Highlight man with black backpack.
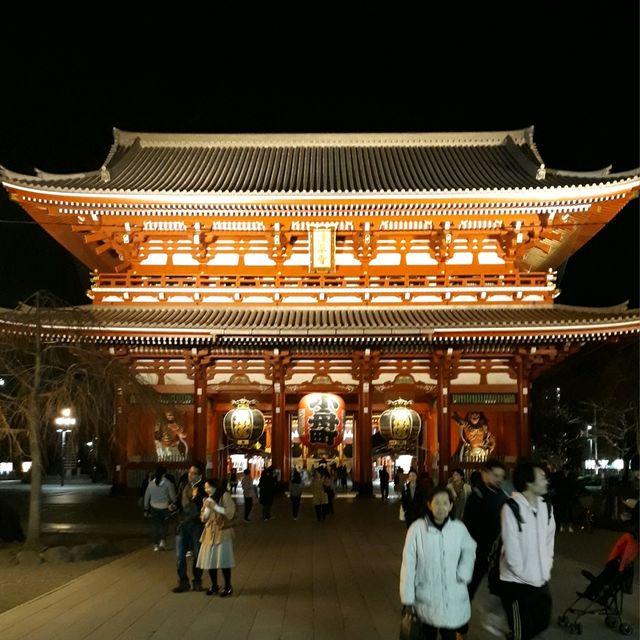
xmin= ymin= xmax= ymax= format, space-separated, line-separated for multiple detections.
xmin=499 ymin=460 xmax=556 ymax=640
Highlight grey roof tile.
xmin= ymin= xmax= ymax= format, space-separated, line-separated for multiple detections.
xmin=3 ymin=129 xmax=637 ymax=195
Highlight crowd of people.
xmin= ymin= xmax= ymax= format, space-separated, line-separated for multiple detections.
xmin=139 ymin=456 xmax=638 ymax=640
xmin=398 ymin=458 xmax=639 ymax=640
xmin=140 ymin=458 xmax=347 ymax=594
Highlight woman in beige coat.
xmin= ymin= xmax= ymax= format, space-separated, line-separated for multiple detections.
xmin=311 ymin=467 xmax=329 ymax=521
xmin=196 ymin=478 xmax=237 ymax=596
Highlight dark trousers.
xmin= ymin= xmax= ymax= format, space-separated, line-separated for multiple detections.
xmin=314 ymin=504 xmax=326 ymax=521
xmin=325 ymin=489 xmax=334 ymax=514
xmin=420 ymin=624 xmax=456 ymax=640
xmin=175 ymin=521 xmax=203 ymax=586
xmin=380 ymin=483 xmax=389 ymax=500
xmin=149 ymin=507 xmax=169 ymax=544
xmin=261 ymin=501 xmax=273 ymax=520
xmin=468 ymin=556 xmax=488 ymax=601
xmin=291 ymin=496 xmax=301 ymax=518
xmin=555 ymin=499 xmax=573 ymax=525
xmin=501 ymin=581 xmax=552 ymax=640
xmin=243 ymin=496 xmax=253 ymax=520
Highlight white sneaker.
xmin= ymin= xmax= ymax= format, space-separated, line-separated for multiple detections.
xmin=158 ymin=540 xmax=166 ymax=550
xmin=153 ymin=544 xmax=159 ymax=552
xmin=186 ymin=550 xmax=193 ymax=558
xmin=482 ymin=613 xmax=506 ymax=637
xmin=568 ymin=526 xmax=574 ymax=533
xmin=481 ymin=621 xmax=503 ymax=637
xmin=560 ymin=525 xmax=565 ymax=532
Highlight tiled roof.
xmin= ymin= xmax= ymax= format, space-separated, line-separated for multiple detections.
xmin=2 ymin=128 xmax=638 ymax=196
xmin=1 ymin=304 xmax=638 ymax=347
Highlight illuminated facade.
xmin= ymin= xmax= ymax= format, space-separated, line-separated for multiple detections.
xmin=2 ymin=128 xmax=639 ymax=491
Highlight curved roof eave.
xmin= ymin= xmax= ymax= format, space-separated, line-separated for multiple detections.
xmin=2 ymin=179 xmax=639 ymax=202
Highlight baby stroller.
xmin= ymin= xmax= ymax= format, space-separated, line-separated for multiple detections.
xmin=558 ymin=532 xmax=637 ymax=636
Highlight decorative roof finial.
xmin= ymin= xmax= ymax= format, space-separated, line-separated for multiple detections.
xmin=536 ymin=163 xmax=546 ymax=180
xmin=100 ymin=166 xmax=111 ymax=183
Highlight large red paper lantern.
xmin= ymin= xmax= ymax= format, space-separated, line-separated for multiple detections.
xmin=298 ymin=393 xmax=345 ymax=448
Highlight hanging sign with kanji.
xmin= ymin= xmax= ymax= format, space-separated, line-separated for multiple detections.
xmin=298 ymin=393 xmax=345 ymax=448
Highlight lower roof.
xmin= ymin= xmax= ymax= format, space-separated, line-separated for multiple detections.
xmin=1 ymin=303 xmax=638 ymax=348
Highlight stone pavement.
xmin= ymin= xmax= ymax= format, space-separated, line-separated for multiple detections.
xmin=0 ymin=484 xmax=637 ymax=639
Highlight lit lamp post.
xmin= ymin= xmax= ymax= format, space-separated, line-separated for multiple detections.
xmin=54 ymin=408 xmax=76 ymax=486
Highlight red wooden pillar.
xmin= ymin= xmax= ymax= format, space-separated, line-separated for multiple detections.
xmin=420 ymin=401 xmax=432 ymax=474
xmin=268 ymin=350 xmax=290 ymax=487
xmin=517 ymin=356 xmax=530 ymax=458
xmin=354 ymin=349 xmax=374 ymax=496
xmin=112 ymin=387 xmax=128 ymax=488
xmin=275 ymin=376 xmax=289 ymax=484
xmin=435 ymin=353 xmax=452 ymax=484
xmin=193 ymin=358 xmax=213 ymax=474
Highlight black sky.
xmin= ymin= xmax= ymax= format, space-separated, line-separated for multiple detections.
xmin=0 ymin=9 xmax=637 ymax=309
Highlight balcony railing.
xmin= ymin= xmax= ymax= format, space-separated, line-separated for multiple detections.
xmin=90 ymin=271 xmax=556 ymax=305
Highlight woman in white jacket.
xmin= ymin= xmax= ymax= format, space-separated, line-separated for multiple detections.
xmin=400 ymin=485 xmax=477 ymax=640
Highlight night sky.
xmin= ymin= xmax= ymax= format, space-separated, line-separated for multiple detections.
xmin=0 ymin=10 xmax=637 ymax=309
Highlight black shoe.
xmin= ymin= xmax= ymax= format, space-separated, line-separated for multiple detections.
xmin=206 ymin=586 xmax=219 ymax=596
xmin=192 ymin=581 xmax=203 ymax=592
xmin=219 ymin=587 xmax=233 ymax=597
xmin=172 ymin=583 xmax=190 ymax=593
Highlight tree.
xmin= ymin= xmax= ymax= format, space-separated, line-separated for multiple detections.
xmin=530 ymin=385 xmax=583 ymax=469
xmin=575 ymin=400 xmax=639 ymax=464
xmin=531 ymin=337 xmax=639 ymax=471
xmin=0 ymin=292 xmax=158 ymax=549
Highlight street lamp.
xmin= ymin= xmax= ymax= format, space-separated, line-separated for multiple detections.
xmin=54 ymin=408 xmax=76 ymax=486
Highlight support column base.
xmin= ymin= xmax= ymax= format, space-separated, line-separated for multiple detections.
xmin=353 ymin=481 xmax=374 ymax=497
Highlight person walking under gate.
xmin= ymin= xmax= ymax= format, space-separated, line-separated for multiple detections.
xmin=289 ymin=469 xmax=304 ymax=519
xmin=311 ymin=467 xmax=328 ymax=521
xmin=258 ymin=466 xmax=276 ymax=520
xmin=143 ymin=465 xmax=176 ymax=551
xmin=240 ymin=468 xmax=256 ymax=521
xmin=379 ymin=465 xmax=390 ymax=501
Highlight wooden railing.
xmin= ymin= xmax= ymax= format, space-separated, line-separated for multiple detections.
xmin=92 ymin=271 xmax=553 ymax=291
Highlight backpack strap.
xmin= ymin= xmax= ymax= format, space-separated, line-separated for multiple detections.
xmin=505 ymin=496 xmax=551 ymax=530
xmin=542 ymin=495 xmax=553 ymax=522
xmin=505 ymin=497 xmax=523 ymax=532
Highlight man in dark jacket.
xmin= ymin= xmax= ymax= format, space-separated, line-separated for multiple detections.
xmin=401 ymin=469 xmax=431 ymax=528
xmin=172 ymin=461 xmax=207 ymax=593
xmin=463 ymin=458 xmax=508 ymax=599
xmin=258 ymin=466 xmax=276 ymax=520
xmin=550 ymin=464 xmax=578 ymax=532
xmin=378 ymin=466 xmax=390 ymax=501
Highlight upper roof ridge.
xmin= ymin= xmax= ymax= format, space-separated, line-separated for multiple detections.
xmin=113 ymin=127 xmax=533 ymax=149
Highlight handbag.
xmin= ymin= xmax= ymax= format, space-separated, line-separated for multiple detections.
xmin=399 ymin=504 xmax=406 ymax=522
xmin=399 ymin=605 xmax=421 ymax=640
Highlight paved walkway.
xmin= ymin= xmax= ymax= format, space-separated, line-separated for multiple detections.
xmin=0 ymin=489 xmax=637 ymax=639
